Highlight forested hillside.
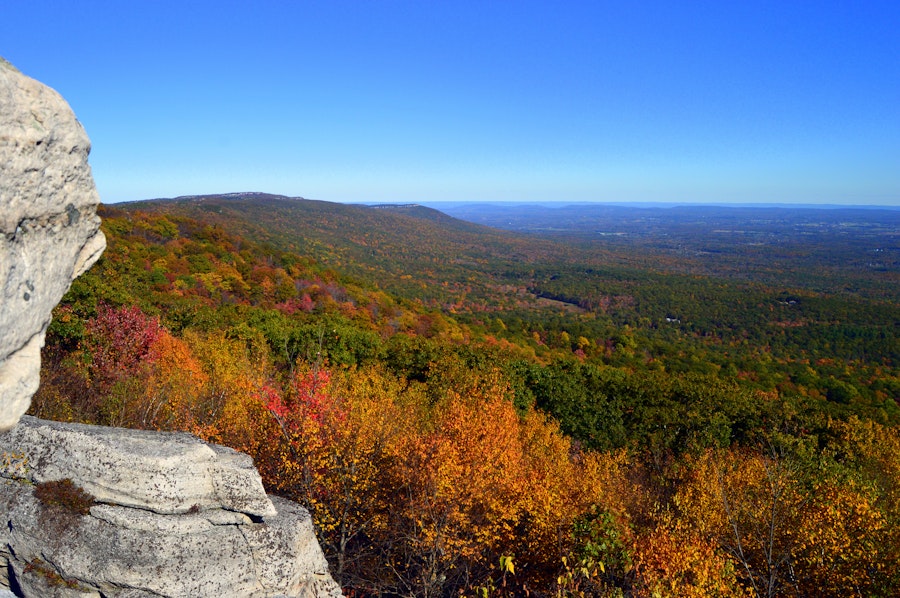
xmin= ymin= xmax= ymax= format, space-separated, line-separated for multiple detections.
xmin=32 ymin=194 xmax=900 ymax=597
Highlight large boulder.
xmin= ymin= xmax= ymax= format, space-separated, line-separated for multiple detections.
xmin=0 ymin=417 xmax=342 ymax=598
xmin=0 ymin=57 xmax=106 ymax=431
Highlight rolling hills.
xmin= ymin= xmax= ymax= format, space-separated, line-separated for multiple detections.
xmin=32 ymin=192 xmax=900 ymax=596
xmin=103 ymin=193 xmax=898 ymax=417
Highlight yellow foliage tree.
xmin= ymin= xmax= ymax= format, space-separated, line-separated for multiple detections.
xmin=674 ymin=443 xmax=894 ymax=597
xmin=631 ymin=511 xmax=748 ymax=598
xmin=182 ymin=328 xmax=272 ymax=451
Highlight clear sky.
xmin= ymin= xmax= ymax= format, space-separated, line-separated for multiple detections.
xmin=2 ymin=1 xmax=899 ymax=205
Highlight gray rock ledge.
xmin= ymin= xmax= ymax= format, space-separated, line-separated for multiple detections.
xmin=0 ymin=417 xmax=342 ymax=598
xmin=1 ymin=416 xmax=276 ymax=517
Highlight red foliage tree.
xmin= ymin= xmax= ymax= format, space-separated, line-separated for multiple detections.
xmin=83 ymin=303 xmax=163 ymax=391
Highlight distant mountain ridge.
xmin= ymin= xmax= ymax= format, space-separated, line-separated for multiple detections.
xmin=110 ymin=192 xmax=574 ymax=311
xmin=122 ymin=191 xmax=535 ymax=249
xmin=130 ymin=191 xmax=307 ymax=205
xmin=115 ymin=192 xmax=899 ymax=305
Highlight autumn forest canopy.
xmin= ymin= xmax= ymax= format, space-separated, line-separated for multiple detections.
xmin=33 ymin=194 xmax=900 ymax=597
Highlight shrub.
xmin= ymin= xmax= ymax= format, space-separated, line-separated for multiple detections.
xmin=33 ymin=478 xmax=95 ymax=515
xmin=23 ymin=558 xmax=82 ymax=589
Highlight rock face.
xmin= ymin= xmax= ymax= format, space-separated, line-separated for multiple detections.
xmin=0 ymin=57 xmax=106 ymax=432
xmin=0 ymin=417 xmax=343 ymax=598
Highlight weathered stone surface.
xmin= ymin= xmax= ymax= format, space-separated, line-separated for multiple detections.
xmin=243 ymin=497 xmax=339 ymax=596
xmin=0 ymin=416 xmax=277 ymax=517
xmin=0 ymin=420 xmax=342 ymax=598
xmin=0 ymin=57 xmax=106 ymax=432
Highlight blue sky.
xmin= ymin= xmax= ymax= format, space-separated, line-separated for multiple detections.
xmin=2 ymin=1 xmax=898 ymax=205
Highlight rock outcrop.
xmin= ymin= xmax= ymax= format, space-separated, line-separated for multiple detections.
xmin=0 ymin=417 xmax=342 ymax=598
xmin=0 ymin=57 xmax=106 ymax=432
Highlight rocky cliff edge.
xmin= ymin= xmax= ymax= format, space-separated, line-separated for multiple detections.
xmin=0 ymin=417 xmax=342 ymax=597
xmin=0 ymin=59 xmax=341 ymax=597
